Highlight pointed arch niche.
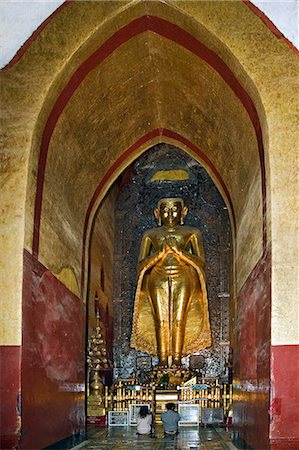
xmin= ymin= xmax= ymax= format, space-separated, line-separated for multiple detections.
xmin=92 ymin=143 xmax=232 ymax=380
xmin=2 ymin=1 xmax=298 ymax=449
xmin=22 ymin=11 xmax=269 ymax=450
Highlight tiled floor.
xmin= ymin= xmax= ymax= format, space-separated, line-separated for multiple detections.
xmin=72 ymin=425 xmax=237 ymax=450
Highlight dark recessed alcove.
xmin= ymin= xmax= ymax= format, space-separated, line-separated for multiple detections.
xmin=112 ymin=144 xmax=231 ymax=380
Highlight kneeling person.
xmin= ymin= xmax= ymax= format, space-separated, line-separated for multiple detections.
xmin=136 ymin=406 xmax=152 ymax=435
xmin=161 ymin=403 xmax=180 ymax=436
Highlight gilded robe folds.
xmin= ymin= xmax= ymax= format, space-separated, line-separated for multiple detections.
xmin=130 ymin=248 xmax=212 ymax=356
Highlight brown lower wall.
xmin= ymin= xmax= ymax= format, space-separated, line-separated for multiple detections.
xmin=0 ymin=346 xmax=21 ymax=449
xmin=270 ymin=345 xmax=299 ymax=449
xmin=21 ymin=250 xmax=85 ymax=449
xmin=234 ymin=246 xmax=271 ymax=450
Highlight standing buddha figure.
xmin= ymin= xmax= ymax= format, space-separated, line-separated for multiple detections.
xmin=131 ymin=198 xmax=211 ymax=367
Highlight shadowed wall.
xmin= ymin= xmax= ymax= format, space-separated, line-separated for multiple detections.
xmin=88 ymin=186 xmax=117 ymax=358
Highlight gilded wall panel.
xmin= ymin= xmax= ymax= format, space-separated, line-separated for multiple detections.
xmin=38 ymin=34 xmax=160 ymax=279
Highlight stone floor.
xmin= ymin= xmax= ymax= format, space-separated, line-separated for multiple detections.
xmin=71 ymin=425 xmax=238 ymax=450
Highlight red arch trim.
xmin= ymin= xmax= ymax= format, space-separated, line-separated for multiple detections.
xmin=32 ymin=15 xmax=267 ymax=257
xmin=81 ymin=128 xmax=237 ymax=292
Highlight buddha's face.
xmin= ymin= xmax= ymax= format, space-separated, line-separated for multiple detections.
xmin=159 ymin=200 xmax=183 ymax=226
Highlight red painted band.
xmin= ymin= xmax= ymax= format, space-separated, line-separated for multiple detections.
xmin=80 ymin=128 xmax=237 ymax=292
xmin=32 ymin=15 xmax=267 ymax=258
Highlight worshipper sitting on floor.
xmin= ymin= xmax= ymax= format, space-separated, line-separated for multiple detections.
xmin=161 ymin=403 xmax=180 ymax=437
xmin=136 ymin=405 xmax=152 ymax=435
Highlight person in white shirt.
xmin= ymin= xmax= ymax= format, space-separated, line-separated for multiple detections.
xmin=136 ymin=405 xmax=152 ymax=435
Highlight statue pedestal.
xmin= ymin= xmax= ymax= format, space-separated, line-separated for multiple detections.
xmin=141 ymin=366 xmax=194 ymax=387
xmin=87 ymin=393 xmax=106 ymax=424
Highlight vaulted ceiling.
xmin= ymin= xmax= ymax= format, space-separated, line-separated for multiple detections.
xmin=1 ymin=0 xmax=298 ymax=309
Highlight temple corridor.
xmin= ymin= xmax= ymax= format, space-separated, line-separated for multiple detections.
xmin=1 ymin=1 xmax=298 ymax=449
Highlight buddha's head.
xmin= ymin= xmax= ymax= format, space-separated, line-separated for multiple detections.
xmin=154 ymin=197 xmax=188 ymax=227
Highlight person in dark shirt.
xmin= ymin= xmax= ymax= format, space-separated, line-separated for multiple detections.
xmin=161 ymin=403 xmax=180 ymax=437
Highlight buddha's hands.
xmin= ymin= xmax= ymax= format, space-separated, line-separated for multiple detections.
xmin=165 ymin=236 xmax=180 ymax=253
xmin=161 ymin=236 xmax=181 ymax=258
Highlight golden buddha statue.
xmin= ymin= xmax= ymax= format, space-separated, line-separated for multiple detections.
xmin=131 ymin=198 xmax=211 ymax=367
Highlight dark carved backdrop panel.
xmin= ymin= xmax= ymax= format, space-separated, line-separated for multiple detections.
xmin=112 ymin=144 xmax=231 ymax=379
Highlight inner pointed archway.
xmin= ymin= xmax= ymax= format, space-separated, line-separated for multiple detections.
xmin=86 ymin=143 xmax=234 ymax=432
xmin=87 ymin=144 xmax=232 ymax=381
xmin=81 ymin=130 xmax=237 ymax=301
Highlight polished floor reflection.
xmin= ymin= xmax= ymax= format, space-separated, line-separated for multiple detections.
xmin=72 ymin=425 xmax=237 ymax=449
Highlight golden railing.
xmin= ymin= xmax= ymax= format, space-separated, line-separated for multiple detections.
xmin=103 ymin=380 xmax=233 ymax=417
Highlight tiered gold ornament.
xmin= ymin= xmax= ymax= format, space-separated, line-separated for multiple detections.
xmin=87 ymin=310 xmax=112 ymax=418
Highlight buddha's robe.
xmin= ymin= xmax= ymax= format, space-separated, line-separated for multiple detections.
xmin=130 ymin=226 xmax=212 ymax=356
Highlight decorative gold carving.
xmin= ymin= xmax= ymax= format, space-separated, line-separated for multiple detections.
xmin=87 ymin=309 xmax=112 ymax=417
